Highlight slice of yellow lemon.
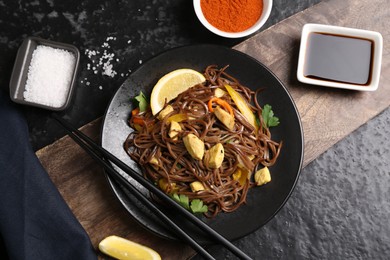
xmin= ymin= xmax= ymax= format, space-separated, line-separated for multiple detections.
xmin=99 ymin=235 xmax=161 ymax=260
xmin=150 ymin=68 xmax=206 ymax=115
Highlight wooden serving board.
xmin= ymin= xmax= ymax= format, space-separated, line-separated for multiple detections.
xmin=234 ymin=0 xmax=390 ymax=166
xmin=37 ymin=119 xmax=195 ymax=259
xmin=36 ymin=0 xmax=389 ymax=259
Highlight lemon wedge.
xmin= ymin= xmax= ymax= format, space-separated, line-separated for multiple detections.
xmin=99 ymin=235 xmax=161 ymax=260
xmin=150 ymin=68 xmax=206 ymax=115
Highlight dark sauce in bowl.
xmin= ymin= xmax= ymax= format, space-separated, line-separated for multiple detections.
xmin=304 ymin=32 xmax=373 ymax=85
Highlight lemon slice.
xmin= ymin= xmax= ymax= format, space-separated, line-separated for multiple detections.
xmin=150 ymin=68 xmax=206 ymax=115
xmin=99 ymin=235 xmax=161 ymax=260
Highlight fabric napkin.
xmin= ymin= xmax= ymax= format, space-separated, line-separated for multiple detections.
xmin=0 ymin=90 xmax=97 ymax=259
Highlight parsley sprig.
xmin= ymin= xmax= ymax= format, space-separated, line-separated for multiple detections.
xmin=262 ymin=104 xmax=280 ymax=128
xmin=171 ymin=193 xmax=208 ymax=214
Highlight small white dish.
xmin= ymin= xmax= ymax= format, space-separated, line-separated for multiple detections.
xmin=297 ymin=23 xmax=383 ymax=91
xmin=193 ymin=0 xmax=272 ymax=38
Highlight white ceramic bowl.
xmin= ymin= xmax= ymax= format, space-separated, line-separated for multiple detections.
xmin=297 ymin=23 xmax=383 ymax=91
xmin=193 ymin=0 xmax=272 ymax=38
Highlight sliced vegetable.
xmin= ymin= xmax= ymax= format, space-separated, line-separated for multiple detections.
xmin=158 ymin=178 xmax=169 ymax=192
xmin=148 ymin=156 xmax=159 ymax=170
xmin=149 ymin=156 xmax=159 ymax=166
xmin=167 ymin=113 xmax=188 ymax=123
xmin=134 ymin=91 xmax=149 ymax=112
xmin=232 ymin=167 xmax=250 ymax=186
xmin=262 ymin=104 xmax=280 ymax=128
xmin=158 ymin=178 xmax=178 ymax=193
xmin=214 ymin=88 xmax=227 ymax=98
xmin=132 ymin=117 xmax=144 ymax=125
xmin=131 ymin=107 xmax=145 ymax=127
xmin=208 ymin=97 xmax=234 ymax=116
xmin=133 ymin=124 xmax=143 ymax=132
xmin=131 ymin=107 xmax=140 ymax=116
xmin=224 ymin=84 xmax=257 ymax=130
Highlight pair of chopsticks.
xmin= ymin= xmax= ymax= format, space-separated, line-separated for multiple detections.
xmin=51 ymin=114 xmax=252 ymax=260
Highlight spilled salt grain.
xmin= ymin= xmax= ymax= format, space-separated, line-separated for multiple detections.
xmin=85 ymin=37 xmax=118 ymax=78
xmin=23 ymin=45 xmax=76 ymax=108
xmin=82 ymin=36 xmax=139 ymax=89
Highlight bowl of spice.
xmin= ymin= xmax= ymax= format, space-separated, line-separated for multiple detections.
xmin=9 ymin=37 xmax=80 ymax=111
xmin=193 ymin=0 xmax=272 ymax=38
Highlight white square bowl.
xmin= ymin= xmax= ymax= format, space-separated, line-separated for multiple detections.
xmin=297 ymin=23 xmax=383 ymax=91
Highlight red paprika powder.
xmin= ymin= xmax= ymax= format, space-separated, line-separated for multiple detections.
xmin=200 ymin=0 xmax=263 ymax=33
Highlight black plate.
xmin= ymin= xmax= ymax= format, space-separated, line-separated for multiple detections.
xmin=101 ymin=44 xmax=303 ymax=244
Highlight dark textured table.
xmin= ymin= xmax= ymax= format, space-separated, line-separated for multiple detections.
xmin=0 ymin=0 xmax=321 ymax=151
xmin=2 ymin=0 xmax=390 ymax=259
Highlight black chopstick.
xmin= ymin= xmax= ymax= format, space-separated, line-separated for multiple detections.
xmin=55 ymin=121 xmax=215 ymax=260
xmin=51 ymin=114 xmax=252 ymax=260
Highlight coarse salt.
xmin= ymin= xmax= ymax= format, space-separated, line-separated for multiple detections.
xmin=81 ymin=36 xmax=138 ymax=88
xmin=23 ymin=45 xmax=76 ymax=108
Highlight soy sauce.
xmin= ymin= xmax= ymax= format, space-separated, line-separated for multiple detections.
xmin=304 ymin=32 xmax=373 ymax=85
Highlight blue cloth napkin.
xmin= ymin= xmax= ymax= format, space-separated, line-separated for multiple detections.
xmin=0 ymin=91 xmax=97 ymax=259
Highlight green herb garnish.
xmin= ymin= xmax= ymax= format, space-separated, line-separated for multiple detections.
xmin=172 ymin=193 xmax=190 ymax=210
xmin=262 ymin=104 xmax=280 ymax=128
xmin=134 ymin=91 xmax=148 ymax=112
xmin=190 ymin=199 xmax=208 ymax=213
xmin=171 ymin=194 xmax=208 ymax=214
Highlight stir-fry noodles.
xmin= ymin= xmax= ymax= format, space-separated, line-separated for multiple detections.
xmin=124 ymin=65 xmax=282 ymax=217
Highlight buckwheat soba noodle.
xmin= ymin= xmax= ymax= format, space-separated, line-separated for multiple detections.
xmin=124 ymin=65 xmax=282 ymax=218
